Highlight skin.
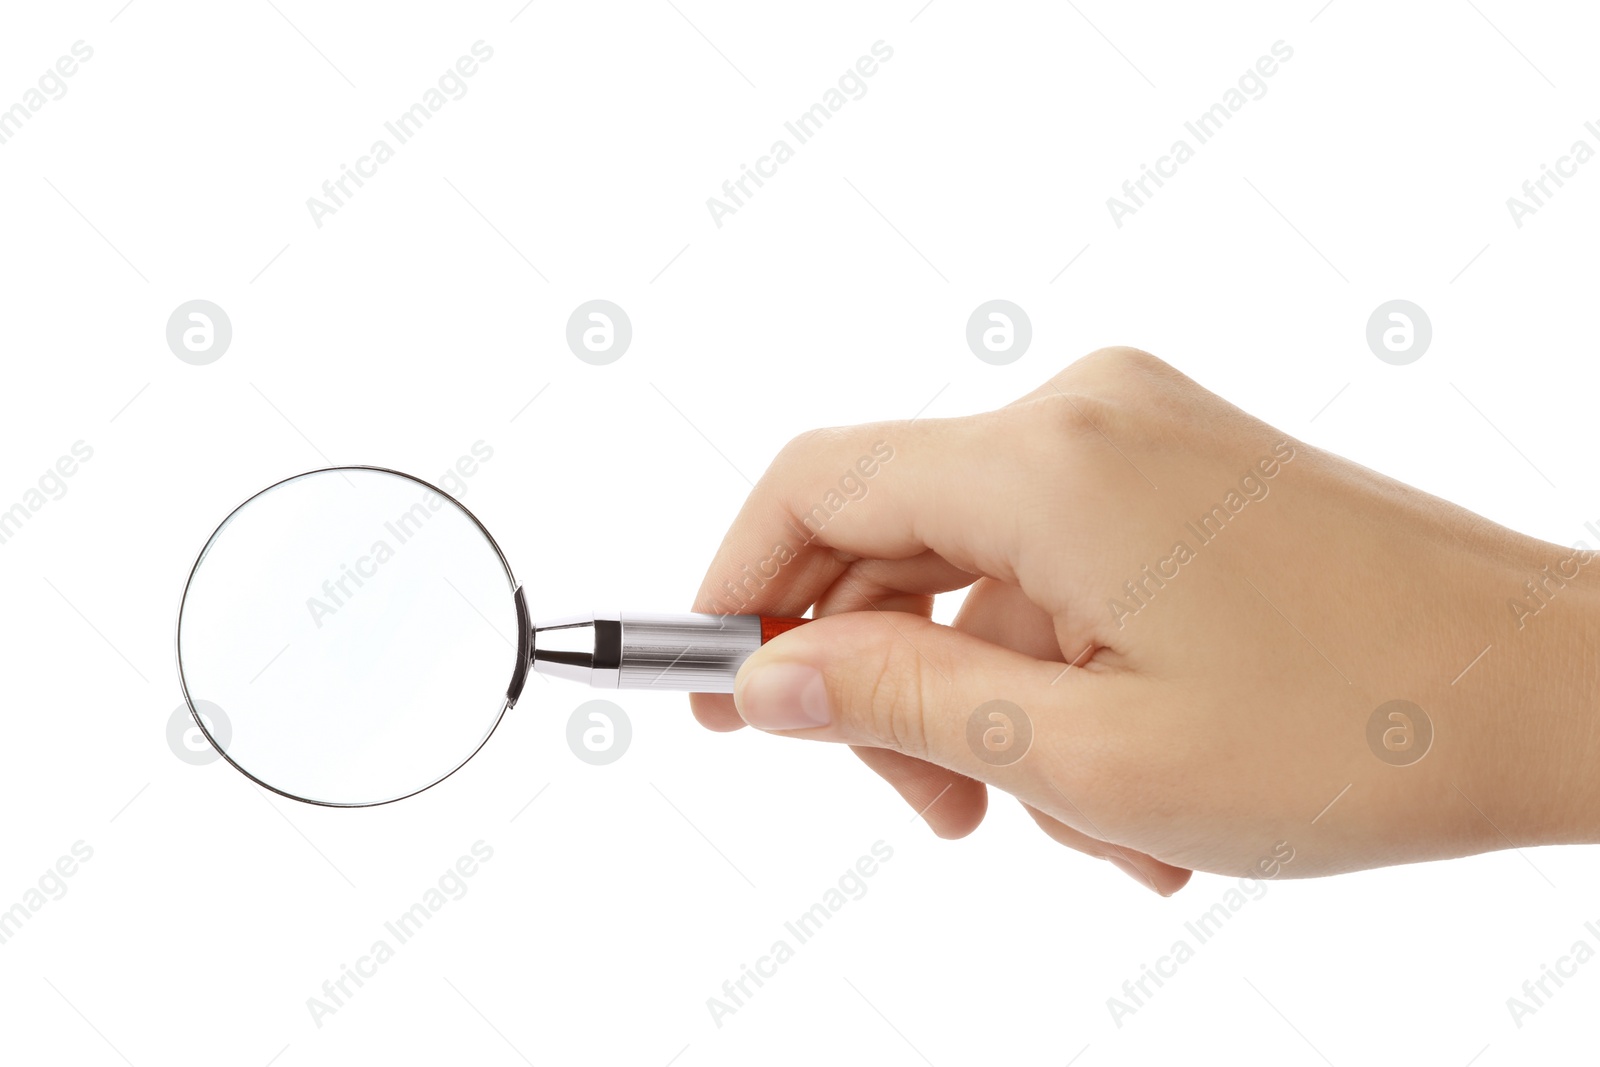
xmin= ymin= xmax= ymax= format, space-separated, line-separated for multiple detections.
xmin=689 ymin=347 xmax=1600 ymax=896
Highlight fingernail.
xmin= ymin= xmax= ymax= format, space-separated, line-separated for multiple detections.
xmin=1108 ymin=855 xmax=1159 ymax=894
xmin=736 ymin=663 xmax=831 ymax=731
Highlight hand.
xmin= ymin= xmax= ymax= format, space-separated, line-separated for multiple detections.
xmin=689 ymin=348 xmax=1600 ymax=895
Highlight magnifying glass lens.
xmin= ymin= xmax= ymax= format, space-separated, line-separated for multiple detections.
xmin=177 ymin=467 xmax=519 ymax=806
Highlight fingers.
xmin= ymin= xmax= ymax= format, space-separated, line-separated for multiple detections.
xmin=851 ymin=747 xmax=988 ymax=839
xmin=811 ymin=550 xmax=978 ymax=615
xmin=689 ymin=693 xmax=747 ymax=733
xmin=687 ymin=585 xmax=939 ymax=731
xmin=691 ymin=346 xmax=1202 ymax=630
xmin=1020 ymin=803 xmax=1192 ymax=896
xmin=687 ymin=350 xmax=1175 ymax=731
xmin=833 ymin=580 xmax=1051 ymax=839
xmin=731 ymin=609 xmax=1101 ymax=785
xmin=951 ymin=577 xmax=1068 ymax=664
xmin=688 ymin=552 xmax=962 ymax=731
xmin=729 ymin=607 xmax=1190 ymax=894
xmin=690 ymin=413 xmax=1046 ymax=624
xmin=820 ymin=578 xmax=1043 ymax=839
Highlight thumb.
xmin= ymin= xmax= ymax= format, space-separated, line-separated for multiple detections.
xmin=732 ymin=610 xmax=1070 ymax=781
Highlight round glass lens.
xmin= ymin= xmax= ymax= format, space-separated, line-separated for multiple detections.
xmin=177 ymin=467 xmax=521 ymax=805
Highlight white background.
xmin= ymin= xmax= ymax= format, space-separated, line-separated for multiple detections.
xmin=2 ymin=1 xmax=1599 ymax=1063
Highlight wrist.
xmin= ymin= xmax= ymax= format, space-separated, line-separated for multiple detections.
xmin=1486 ymin=538 xmax=1600 ymax=847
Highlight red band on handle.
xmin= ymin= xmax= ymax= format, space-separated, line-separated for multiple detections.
xmin=759 ymin=615 xmax=809 ymax=643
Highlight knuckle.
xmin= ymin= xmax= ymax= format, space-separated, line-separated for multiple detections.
xmin=771 ymin=426 xmax=856 ymax=484
xmin=1021 ymin=349 xmax=1185 ymax=460
xmin=1025 ymin=390 xmax=1116 ymax=445
xmin=1043 ymin=390 xmax=1107 ymax=441
xmin=775 ymin=428 xmax=819 ymax=470
xmin=780 ymin=426 xmax=846 ymax=461
xmin=1074 ymin=345 xmax=1170 ymax=381
xmin=862 ymin=638 xmax=933 ymax=758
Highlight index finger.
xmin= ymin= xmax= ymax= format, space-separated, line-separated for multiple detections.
xmin=689 ymin=409 xmax=1044 ymax=621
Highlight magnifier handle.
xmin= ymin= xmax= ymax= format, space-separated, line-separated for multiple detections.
xmin=524 ymin=609 xmax=809 ymax=694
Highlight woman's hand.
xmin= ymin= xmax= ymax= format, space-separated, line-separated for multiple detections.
xmin=689 ymin=348 xmax=1600 ymax=895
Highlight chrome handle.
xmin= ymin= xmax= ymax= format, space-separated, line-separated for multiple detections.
xmin=528 ymin=610 xmax=763 ymax=693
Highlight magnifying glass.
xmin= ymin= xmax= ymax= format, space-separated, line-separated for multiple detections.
xmin=176 ymin=466 xmax=805 ymax=807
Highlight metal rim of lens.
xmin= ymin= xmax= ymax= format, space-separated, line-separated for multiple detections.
xmin=174 ymin=464 xmax=522 ymax=808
